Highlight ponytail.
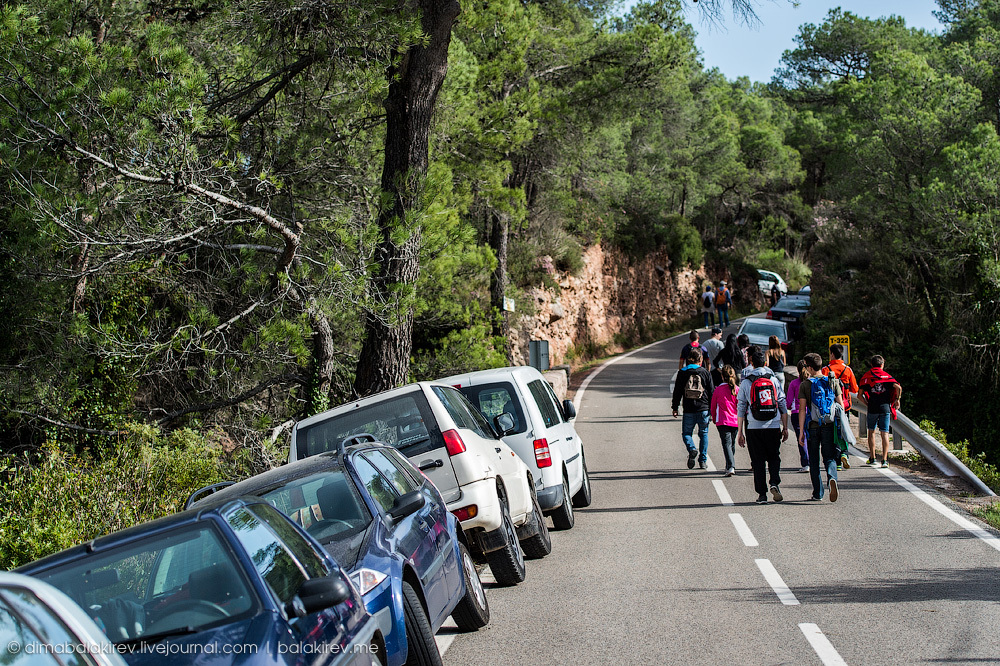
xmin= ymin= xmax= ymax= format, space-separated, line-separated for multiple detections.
xmin=721 ymin=365 xmax=738 ymax=395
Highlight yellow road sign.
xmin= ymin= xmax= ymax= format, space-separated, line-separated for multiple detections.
xmin=829 ymin=335 xmax=851 ymax=365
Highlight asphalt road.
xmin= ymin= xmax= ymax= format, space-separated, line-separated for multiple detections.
xmin=438 ymin=325 xmax=1000 ymax=665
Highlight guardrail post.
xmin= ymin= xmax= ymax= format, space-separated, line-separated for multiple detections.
xmin=858 ymin=414 xmax=867 ymax=438
xmin=893 ymin=430 xmax=903 ymax=451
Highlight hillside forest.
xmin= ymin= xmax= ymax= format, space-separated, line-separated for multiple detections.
xmin=2 ymin=0 xmax=1000 ymax=564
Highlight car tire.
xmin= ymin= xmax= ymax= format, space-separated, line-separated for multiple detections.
xmin=571 ymin=450 xmax=593 ymax=508
xmin=549 ymin=473 xmax=575 ymax=530
xmin=451 ymin=542 xmax=490 ymax=631
xmin=485 ymin=493 xmax=527 ymax=587
xmin=402 ymin=581 xmax=443 ymax=666
xmin=519 ymin=484 xmax=552 ymax=560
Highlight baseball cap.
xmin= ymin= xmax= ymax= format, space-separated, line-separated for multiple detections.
xmin=720 ymin=280 xmax=727 ymax=285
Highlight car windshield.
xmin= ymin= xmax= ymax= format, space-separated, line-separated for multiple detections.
xmin=297 ymin=390 xmax=442 ymax=459
xmin=33 ymin=524 xmax=255 ymax=644
xmin=261 ymin=471 xmax=371 ymax=543
xmin=742 ymin=321 xmax=786 ymax=338
xmin=775 ymin=296 xmax=809 ymax=309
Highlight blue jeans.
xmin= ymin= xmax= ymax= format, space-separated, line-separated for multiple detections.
xmin=808 ymin=422 xmax=839 ymax=499
xmin=716 ymin=425 xmax=737 ymax=471
xmin=682 ymin=411 xmax=710 ymax=463
xmin=791 ymin=416 xmax=808 ymax=466
xmin=717 ymin=304 xmax=730 ymax=327
xmin=702 ymin=311 xmax=715 ymax=328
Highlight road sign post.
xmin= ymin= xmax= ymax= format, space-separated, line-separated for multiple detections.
xmin=829 ymin=335 xmax=850 ymax=365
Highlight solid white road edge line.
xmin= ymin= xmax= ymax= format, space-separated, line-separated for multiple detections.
xmin=755 ymin=558 xmax=800 ymax=605
xmin=573 ymin=338 xmax=672 ymax=412
xmin=435 ymin=617 xmax=458 ymax=655
xmin=729 ymin=513 xmax=758 ymax=546
xmin=799 ymin=623 xmax=849 ymax=666
xmin=878 ymin=466 xmax=1000 ymax=553
xmin=713 ymin=480 xmax=734 ymax=506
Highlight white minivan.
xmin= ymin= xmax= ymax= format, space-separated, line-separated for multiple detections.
xmin=288 ymin=381 xmax=550 ymax=586
xmin=442 ymin=366 xmax=592 ymax=530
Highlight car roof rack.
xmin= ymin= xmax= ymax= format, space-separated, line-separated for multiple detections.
xmin=185 ymin=481 xmax=236 ymax=510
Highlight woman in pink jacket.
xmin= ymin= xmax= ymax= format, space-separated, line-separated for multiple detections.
xmin=710 ymin=365 xmax=739 ymax=477
xmin=787 ymin=360 xmax=809 ymax=472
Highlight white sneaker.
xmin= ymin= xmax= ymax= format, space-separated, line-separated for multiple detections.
xmin=725 ymin=468 xmax=735 ymax=477
xmin=798 ymin=466 xmax=809 ymax=473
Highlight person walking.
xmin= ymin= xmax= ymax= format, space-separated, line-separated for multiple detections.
xmin=711 ymin=365 xmax=740 ymax=476
xmin=715 ymin=281 xmax=733 ymax=327
xmin=672 ymin=348 xmax=715 ymax=470
xmin=702 ymin=327 xmax=725 ymax=384
xmin=737 ymin=347 xmax=789 ymax=504
xmin=737 ymin=334 xmax=751 ymax=367
xmin=858 ymin=355 xmax=903 ymax=468
xmin=823 ymin=343 xmax=859 ymax=470
xmin=799 ymin=352 xmax=841 ymax=502
xmin=678 ymin=330 xmax=701 ymax=370
xmin=715 ymin=334 xmax=746 ymax=376
xmin=770 ymin=281 xmax=781 ymax=307
xmin=766 ymin=336 xmax=786 ymax=374
xmin=787 ymin=360 xmax=809 ymax=472
xmin=700 ymin=284 xmax=716 ymax=328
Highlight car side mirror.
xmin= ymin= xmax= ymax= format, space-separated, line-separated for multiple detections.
xmin=288 ymin=576 xmax=352 ymax=617
xmin=562 ymin=400 xmax=577 ymax=420
xmin=387 ymin=490 xmax=425 ymax=523
xmin=493 ymin=412 xmax=515 ymax=437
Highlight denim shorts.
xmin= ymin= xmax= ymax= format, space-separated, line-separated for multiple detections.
xmin=867 ymin=410 xmax=891 ymax=432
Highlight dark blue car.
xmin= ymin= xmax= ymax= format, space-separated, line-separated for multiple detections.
xmin=17 ymin=497 xmax=383 ymax=665
xmin=189 ymin=439 xmax=490 ymax=666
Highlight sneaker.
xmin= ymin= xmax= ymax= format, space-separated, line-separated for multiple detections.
xmin=837 ymin=465 xmax=843 ymax=471
xmin=798 ymin=466 xmax=809 ymax=473
xmin=699 ymin=461 xmax=707 ymax=470
xmin=829 ymin=478 xmax=839 ymax=503
xmin=841 ymin=454 xmax=851 ymax=469
xmin=725 ymin=468 xmax=735 ymax=477
xmin=866 ymin=456 xmax=876 ymax=465
xmin=807 ymin=495 xmax=822 ymax=501
xmin=770 ymin=485 xmax=783 ymax=502
xmin=756 ymin=494 xmax=768 ymax=504
xmin=687 ymin=450 xmax=697 ymax=469
xmin=881 ymin=459 xmax=889 ymax=468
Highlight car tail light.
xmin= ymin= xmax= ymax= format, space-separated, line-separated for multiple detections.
xmin=452 ymin=505 xmax=478 ymax=521
xmin=442 ymin=429 xmax=466 ymax=456
xmin=533 ymin=438 xmax=552 ymax=468
xmin=766 ymin=310 xmax=773 ymax=319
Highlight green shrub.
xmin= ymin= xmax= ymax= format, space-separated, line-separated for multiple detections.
xmin=918 ymin=419 xmax=1000 ymax=494
xmin=0 ymin=426 xmax=279 ymax=569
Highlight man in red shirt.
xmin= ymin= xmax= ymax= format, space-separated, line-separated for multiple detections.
xmin=822 ymin=344 xmax=858 ymax=469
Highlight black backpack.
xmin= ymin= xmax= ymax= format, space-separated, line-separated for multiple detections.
xmin=703 ymin=293 xmax=712 ymax=309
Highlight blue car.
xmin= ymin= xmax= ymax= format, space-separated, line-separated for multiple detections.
xmin=17 ymin=497 xmax=384 ymax=665
xmin=189 ymin=438 xmax=490 ymax=666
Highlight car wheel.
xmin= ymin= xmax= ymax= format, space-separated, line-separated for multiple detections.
xmin=485 ymin=493 xmax=527 ymax=587
xmin=571 ymin=450 xmax=593 ymax=508
xmin=549 ymin=473 xmax=575 ymax=530
xmin=402 ymin=581 xmax=443 ymax=666
xmin=520 ymin=484 xmax=552 ymax=560
xmin=450 ymin=542 xmax=490 ymax=631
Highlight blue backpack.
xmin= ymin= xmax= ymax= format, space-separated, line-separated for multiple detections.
xmin=809 ymin=375 xmax=837 ymax=424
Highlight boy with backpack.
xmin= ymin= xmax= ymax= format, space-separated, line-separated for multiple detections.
xmin=700 ymin=284 xmax=716 ymax=328
xmin=715 ymin=281 xmax=733 ymax=327
xmin=823 ymin=344 xmax=859 ymax=470
xmin=799 ymin=353 xmax=841 ymax=502
xmin=859 ymin=355 xmax=902 ymax=468
xmin=672 ymin=348 xmax=715 ymax=470
xmin=736 ymin=347 xmax=789 ymax=504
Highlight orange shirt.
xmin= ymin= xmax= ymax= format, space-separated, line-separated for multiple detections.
xmin=823 ymin=359 xmax=859 ymax=409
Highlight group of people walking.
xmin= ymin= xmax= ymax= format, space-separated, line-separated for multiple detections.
xmin=672 ymin=332 xmax=902 ymax=505
xmin=700 ymin=282 xmax=733 ymax=328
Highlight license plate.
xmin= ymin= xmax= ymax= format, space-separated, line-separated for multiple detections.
xmin=781 ymin=317 xmax=796 ymax=322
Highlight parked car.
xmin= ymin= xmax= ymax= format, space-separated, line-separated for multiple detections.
xmin=17 ymin=497 xmax=383 ymax=666
xmin=288 ymin=381 xmax=550 ymax=586
xmin=756 ymin=269 xmax=788 ymax=298
xmin=442 ymin=366 xmax=592 ymax=531
xmin=766 ymin=292 xmax=811 ymax=339
xmin=0 ymin=571 xmax=127 ymax=666
xmin=189 ymin=438 xmax=489 ymax=666
xmin=737 ymin=318 xmax=792 ymax=353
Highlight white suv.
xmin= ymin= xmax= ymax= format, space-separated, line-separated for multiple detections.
xmin=288 ymin=381 xmax=550 ymax=586
xmin=442 ymin=366 xmax=592 ymax=530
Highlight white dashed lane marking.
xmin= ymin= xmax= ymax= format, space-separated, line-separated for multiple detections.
xmin=728 ymin=513 xmax=758 ymax=547
xmin=799 ymin=623 xmax=849 ymax=665
xmin=713 ymin=480 xmax=734 ymax=506
xmin=755 ymin=558 xmax=799 ymax=605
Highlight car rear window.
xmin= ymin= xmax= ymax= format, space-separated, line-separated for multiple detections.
xmin=742 ymin=321 xmax=786 ymax=337
xmin=297 ymin=390 xmax=442 ymax=459
xmin=457 ymin=382 xmax=528 ymax=435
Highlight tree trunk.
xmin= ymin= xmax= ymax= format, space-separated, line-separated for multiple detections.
xmin=354 ymin=0 xmax=461 ymax=397
xmin=489 ymin=210 xmax=512 ymax=360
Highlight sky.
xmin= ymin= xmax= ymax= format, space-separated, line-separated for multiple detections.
xmin=672 ymin=0 xmax=943 ymax=83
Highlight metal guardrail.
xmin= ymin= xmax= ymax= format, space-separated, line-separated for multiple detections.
xmin=853 ymin=401 xmax=995 ymax=497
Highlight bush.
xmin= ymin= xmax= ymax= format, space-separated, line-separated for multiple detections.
xmin=0 ymin=426 xmax=279 ymax=569
xmin=918 ymin=419 xmax=1000 ymax=494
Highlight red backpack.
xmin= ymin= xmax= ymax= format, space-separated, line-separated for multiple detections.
xmin=749 ymin=375 xmax=778 ymax=420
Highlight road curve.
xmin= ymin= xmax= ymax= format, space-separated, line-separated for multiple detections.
xmin=442 ymin=328 xmax=1000 ymax=665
